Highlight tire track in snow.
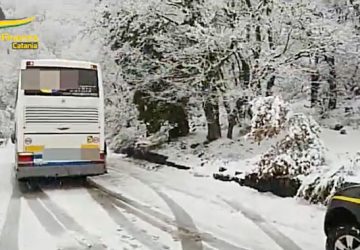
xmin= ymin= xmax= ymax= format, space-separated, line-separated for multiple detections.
xmin=20 ymin=182 xmax=70 ymax=235
xmin=31 ymin=183 xmax=108 ymax=250
xmin=129 ymin=172 xmax=227 ymax=208
xmin=221 ymin=198 xmax=303 ymax=250
xmin=87 ymin=186 xmax=170 ymax=250
xmin=155 ymin=191 xmax=204 ymax=250
xmin=0 ymin=181 xmax=21 ymax=250
xmin=19 ymin=181 xmax=102 ymax=250
xmin=131 ymin=176 xmax=204 ymax=250
xmin=99 ymin=167 xmax=248 ymax=250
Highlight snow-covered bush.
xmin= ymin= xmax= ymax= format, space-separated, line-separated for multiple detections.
xmin=246 ymin=96 xmax=290 ymax=144
xmin=297 ymin=152 xmax=360 ymax=204
xmin=256 ymin=113 xmax=325 ymax=179
xmin=109 ymin=121 xmax=173 ymax=153
xmin=245 ymin=96 xmax=325 ymax=179
xmin=108 ymin=123 xmax=147 ymax=153
xmin=135 ymin=121 xmax=173 ymax=149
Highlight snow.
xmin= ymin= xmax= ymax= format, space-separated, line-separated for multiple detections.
xmin=0 ymin=142 xmax=183 ymax=250
xmin=39 ymin=186 xmax=170 ymax=250
xmin=150 ymin=110 xmax=360 ymax=203
xmin=0 ymin=142 xmax=14 ymax=232
xmin=19 ymin=201 xmax=57 ymax=250
xmin=4 ymin=119 xmax=359 ymax=250
xmin=90 ymin=157 xmax=327 ymax=250
xmin=0 ymin=0 xmax=101 ymax=61
xmin=247 ymin=96 xmax=289 ymax=143
xmin=0 ymin=136 xmax=330 ymax=250
xmin=1 ymin=0 xmax=360 ymax=249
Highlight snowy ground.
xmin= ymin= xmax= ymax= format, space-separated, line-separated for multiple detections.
xmin=2 ymin=125 xmax=351 ymax=250
xmin=90 ymin=156 xmax=327 ymax=250
xmin=0 ymin=139 xmax=328 ymax=250
xmin=0 ymin=143 xmax=177 ymax=250
xmin=151 ymin=125 xmax=360 ymax=185
xmin=0 ymin=2 xmax=339 ymax=248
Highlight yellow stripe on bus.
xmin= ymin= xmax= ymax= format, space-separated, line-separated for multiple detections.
xmin=81 ymin=144 xmax=99 ymax=149
xmin=332 ymin=196 xmax=360 ymax=205
xmin=24 ymin=145 xmax=44 ymax=153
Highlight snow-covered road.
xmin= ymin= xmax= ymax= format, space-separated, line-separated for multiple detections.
xmin=0 ymin=143 xmax=327 ymax=250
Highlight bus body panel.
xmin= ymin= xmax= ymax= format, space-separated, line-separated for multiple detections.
xmin=15 ymin=59 xmax=106 ymax=179
xmin=16 ymin=164 xmax=106 ymax=180
xmin=20 ymin=133 xmax=102 ymax=161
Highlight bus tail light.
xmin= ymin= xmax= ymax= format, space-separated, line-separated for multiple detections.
xmin=100 ymin=152 xmax=106 ymax=161
xmin=26 ymin=61 xmax=34 ymax=67
xmin=18 ymin=154 xmax=33 ymax=165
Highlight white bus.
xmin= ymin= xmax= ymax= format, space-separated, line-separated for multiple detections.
xmin=12 ymin=59 xmax=107 ymax=180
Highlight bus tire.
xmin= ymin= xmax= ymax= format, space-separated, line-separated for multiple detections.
xmin=10 ymin=133 xmax=15 ymax=144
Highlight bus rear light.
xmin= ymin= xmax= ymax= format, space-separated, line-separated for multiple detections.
xmin=18 ymin=154 xmax=33 ymax=164
xmin=26 ymin=61 xmax=34 ymax=67
xmin=100 ymin=152 xmax=106 ymax=161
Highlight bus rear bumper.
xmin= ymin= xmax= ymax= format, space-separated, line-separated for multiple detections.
xmin=16 ymin=163 xmax=107 ymax=180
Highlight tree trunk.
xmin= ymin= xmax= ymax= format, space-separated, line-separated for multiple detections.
xmin=326 ymin=56 xmax=337 ymax=110
xmin=233 ymin=51 xmax=250 ymax=89
xmin=311 ymin=70 xmax=320 ymax=108
xmin=223 ymin=97 xmax=236 ymax=139
xmin=204 ymin=96 xmax=221 ymax=142
xmin=226 ymin=115 xmax=236 ymax=139
xmin=266 ymin=75 xmax=276 ymax=96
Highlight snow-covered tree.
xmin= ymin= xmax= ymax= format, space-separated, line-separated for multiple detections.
xmin=244 ymin=97 xmax=326 ymax=190
xmin=256 ymin=113 xmax=325 ymax=178
xmin=99 ymin=0 xmax=328 ymax=142
xmin=246 ymin=96 xmax=289 ymax=144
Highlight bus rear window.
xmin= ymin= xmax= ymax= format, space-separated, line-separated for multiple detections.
xmin=21 ymin=67 xmax=99 ymax=97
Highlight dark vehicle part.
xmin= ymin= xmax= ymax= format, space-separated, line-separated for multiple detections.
xmin=326 ymin=226 xmax=360 ymax=250
xmin=10 ymin=132 xmax=15 ymax=144
xmin=325 ymin=185 xmax=360 ymax=250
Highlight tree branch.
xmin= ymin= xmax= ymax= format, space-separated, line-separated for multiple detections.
xmin=274 ymin=28 xmax=293 ymax=59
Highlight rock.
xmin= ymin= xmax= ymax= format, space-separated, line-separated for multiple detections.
xmin=180 ymin=144 xmax=187 ymax=150
xmin=203 ymin=140 xmax=210 ymax=145
xmin=190 ymin=143 xmax=200 ymax=149
xmin=340 ymin=129 xmax=347 ymax=135
xmin=241 ymin=173 xmax=301 ymax=197
xmin=213 ymin=173 xmax=232 ymax=182
xmin=234 ymin=171 xmax=243 ymax=176
xmin=333 ymin=124 xmax=344 ymax=131
xmin=214 ymin=172 xmax=301 ymax=198
xmin=162 ymin=161 xmax=190 ymax=170
xmin=345 ymin=107 xmax=354 ymax=114
xmin=197 ymin=152 xmax=204 ymax=158
xmin=218 ymin=167 xmax=227 ymax=172
xmin=120 ymin=146 xmax=190 ymax=170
